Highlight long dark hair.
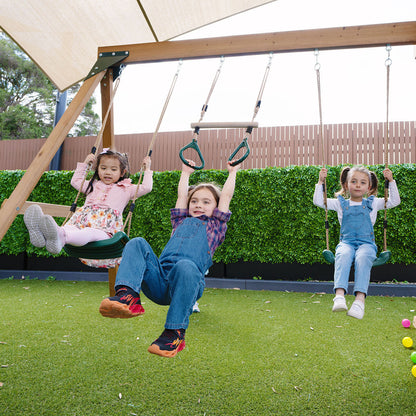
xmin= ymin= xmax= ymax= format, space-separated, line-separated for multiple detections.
xmin=85 ymin=150 xmax=130 ymax=195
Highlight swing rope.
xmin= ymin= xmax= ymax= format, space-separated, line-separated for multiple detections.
xmin=228 ymin=52 xmax=273 ymax=166
xmin=179 ymin=56 xmax=225 ymax=170
xmin=314 ymin=49 xmax=330 ymax=252
xmin=383 ymin=45 xmax=392 ymax=253
xmin=252 ymin=53 xmax=273 ymax=121
xmin=210 ymin=52 xmax=272 ymax=167
xmin=199 ymin=56 xmax=225 ymax=123
xmin=63 ymin=61 xmax=182 ymax=260
xmin=123 ymin=60 xmax=183 ymax=235
xmin=62 ymin=74 xmax=122 ymax=226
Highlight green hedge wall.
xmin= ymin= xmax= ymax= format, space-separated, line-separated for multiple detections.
xmin=1 ymin=164 xmax=415 ymax=264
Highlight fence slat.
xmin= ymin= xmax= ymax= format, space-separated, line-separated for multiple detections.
xmin=1 ymin=122 xmax=415 ymax=171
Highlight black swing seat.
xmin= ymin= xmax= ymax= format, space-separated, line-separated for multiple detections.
xmin=63 ymin=231 xmax=129 ymax=259
xmin=322 ymin=249 xmax=391 ymax=267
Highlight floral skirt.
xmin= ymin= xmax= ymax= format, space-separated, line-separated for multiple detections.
xmin=68 ymin=205 xmax=123 ymax=269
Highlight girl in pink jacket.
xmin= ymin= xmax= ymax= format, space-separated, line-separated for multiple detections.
xmin=24 ymin=149 xmax=153 ymax=268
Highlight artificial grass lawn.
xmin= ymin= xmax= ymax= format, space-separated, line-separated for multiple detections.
xmin=0 ymin=279 xmax=415 ymax=416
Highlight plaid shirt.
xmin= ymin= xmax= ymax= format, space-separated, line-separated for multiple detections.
xmin=170 ymin=207 xmax=231 ymax=257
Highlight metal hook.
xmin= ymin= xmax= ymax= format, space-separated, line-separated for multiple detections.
xmin=385 ymin=44 xmax=392 ymax=67
xmin=176 ymin=59 xmax=183 ymax=74
xmin=314 ymin=49 xmax=321 ymax=71
xmin=267 ymin=52 xmax=273 ymax=67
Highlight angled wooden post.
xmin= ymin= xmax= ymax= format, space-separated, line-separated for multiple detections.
xmin=0 ymin=72 xmax=105 ymax=242
xmin=100 ymin=68 xmax=116 ymax=150
xmin=100 ymin=68 xmax=117 ymax=296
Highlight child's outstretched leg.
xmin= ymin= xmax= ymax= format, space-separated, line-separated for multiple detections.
xmin=99 ymin=238 xmax=166 ymax=319
xmin=148 ymin=259 xmax=204 ymax=358
xmin=39 ymin=215 xmax=66 ymax=254
xmin=24 ymin=205 xmax=46 ymax=247
xmin=64 ymin=225 xmax=110 ymax=246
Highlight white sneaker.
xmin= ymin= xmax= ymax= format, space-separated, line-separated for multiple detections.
xmin=24 ymin=204 xmax=46 ymax=247
xmin=332 ymin=296 xmax=348 ymax=312
xmin=192 ymin=302 xmax=200 ymax=313
xmin=40 ymin=215 xmax=64 ymax=254
xmin=347 ymin=300 xmax=365 ymax=319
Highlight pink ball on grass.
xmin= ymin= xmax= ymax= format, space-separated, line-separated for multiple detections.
xmin=402 ymin=319 xmax=411 ymax=328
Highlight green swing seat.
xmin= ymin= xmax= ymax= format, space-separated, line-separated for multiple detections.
xmin=63 ymin=231 xmax=129 ymax=259
xmin=322 ymin=249 xmax=391 ymax=267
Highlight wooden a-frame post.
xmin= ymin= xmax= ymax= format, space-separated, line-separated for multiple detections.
xmin=0 ymin=72 xmax=104 ymax=241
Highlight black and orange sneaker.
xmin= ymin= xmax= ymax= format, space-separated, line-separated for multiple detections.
xmin=148 ymin=329 xmax=185 ymax=358
xmin=99 ymin=286 xmax=145 ymax=318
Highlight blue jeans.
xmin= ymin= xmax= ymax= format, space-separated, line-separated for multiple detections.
xmin=334 ymin=241 xmax=377 ymax=295
xmin=115 ymin=234 xmax=207 ymax=329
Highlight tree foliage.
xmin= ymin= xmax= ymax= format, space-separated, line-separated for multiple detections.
xmin=0 ymin=33 xmax=100 ymax=140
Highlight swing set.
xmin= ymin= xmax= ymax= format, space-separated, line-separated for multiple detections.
xmin=0 ymin=21 xmax=414 ymax=294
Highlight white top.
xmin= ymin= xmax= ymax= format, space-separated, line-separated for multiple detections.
xmin=313 ymin=181 xmax=400 ymax=225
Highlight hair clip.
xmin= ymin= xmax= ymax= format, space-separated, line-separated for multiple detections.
xmin=100 ymin=147 xmax=110 ymax=154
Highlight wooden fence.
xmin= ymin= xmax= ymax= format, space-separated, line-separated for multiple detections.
xmin=1 ymin=121 xmax=415 ymax=172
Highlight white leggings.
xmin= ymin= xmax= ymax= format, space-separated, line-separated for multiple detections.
xmin=62 ymin=225 xmax=110 ymax=247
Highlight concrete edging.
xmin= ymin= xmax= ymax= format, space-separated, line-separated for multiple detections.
xmin=0 ymin=270 xmax=414 ymax=297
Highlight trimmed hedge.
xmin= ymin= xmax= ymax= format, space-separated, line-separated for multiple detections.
xmin=1 ymin=164 xmax=415 ymax=264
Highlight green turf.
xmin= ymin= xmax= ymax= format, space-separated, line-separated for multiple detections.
xmin=0 ymin=279 xmax=415 ymax=415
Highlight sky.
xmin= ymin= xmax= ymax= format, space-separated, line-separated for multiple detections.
xmin=94 ymin=0 xmax=416 ymax=135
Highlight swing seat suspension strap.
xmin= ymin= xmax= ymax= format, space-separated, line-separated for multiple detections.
xmin=229 ymin=53 xmax=272 ymax=166
xmin=179 ymin=57 xmax=224 ymax=170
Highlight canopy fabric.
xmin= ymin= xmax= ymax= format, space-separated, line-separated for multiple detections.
xmin=0 ymin=0 xmax=275 ymax=91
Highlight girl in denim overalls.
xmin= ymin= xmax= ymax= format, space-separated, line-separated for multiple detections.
xmin=99 ymin=159 xmax=239 ymax=357
xmin=314 ymin=166 xmax=400 ymax=319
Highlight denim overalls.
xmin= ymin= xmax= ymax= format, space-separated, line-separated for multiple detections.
xmin=334 ymin=196 xmax=377 ymax=295
xmin=114 ymin=217 xmax=212 ymax=329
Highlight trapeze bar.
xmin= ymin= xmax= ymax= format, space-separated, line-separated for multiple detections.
xmin=190 ymin=122 xmax=259 ymax=129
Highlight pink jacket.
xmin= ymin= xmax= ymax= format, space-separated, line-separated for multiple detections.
xmin=71 ymin=163 xmax=153 ymax=213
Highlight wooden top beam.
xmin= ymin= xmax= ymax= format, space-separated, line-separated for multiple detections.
xmin=98 ymin=21 xmax=416 ymax=64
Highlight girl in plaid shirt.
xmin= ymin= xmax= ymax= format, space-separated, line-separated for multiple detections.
xmin=99 ymin=158 xmax=239 ymax=357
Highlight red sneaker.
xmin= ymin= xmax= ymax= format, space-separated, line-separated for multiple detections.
xmin=99 ymin=287 xmax=145 ymax=318
xmin=148 ymin=329 xmax=185 ymax=358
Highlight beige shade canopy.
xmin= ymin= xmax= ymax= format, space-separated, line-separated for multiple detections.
xmin=0 ymin=0 xmax=275 ymax=91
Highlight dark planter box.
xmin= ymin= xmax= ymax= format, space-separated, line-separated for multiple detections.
xmin=1 ymin=254 xmax=415 ymax=283
xmin=216 ymin=260 xmax=416 ymax=283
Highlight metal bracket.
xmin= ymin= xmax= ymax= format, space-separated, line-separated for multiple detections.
xmin=85 ymin=51 xmax=129 ymax=81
